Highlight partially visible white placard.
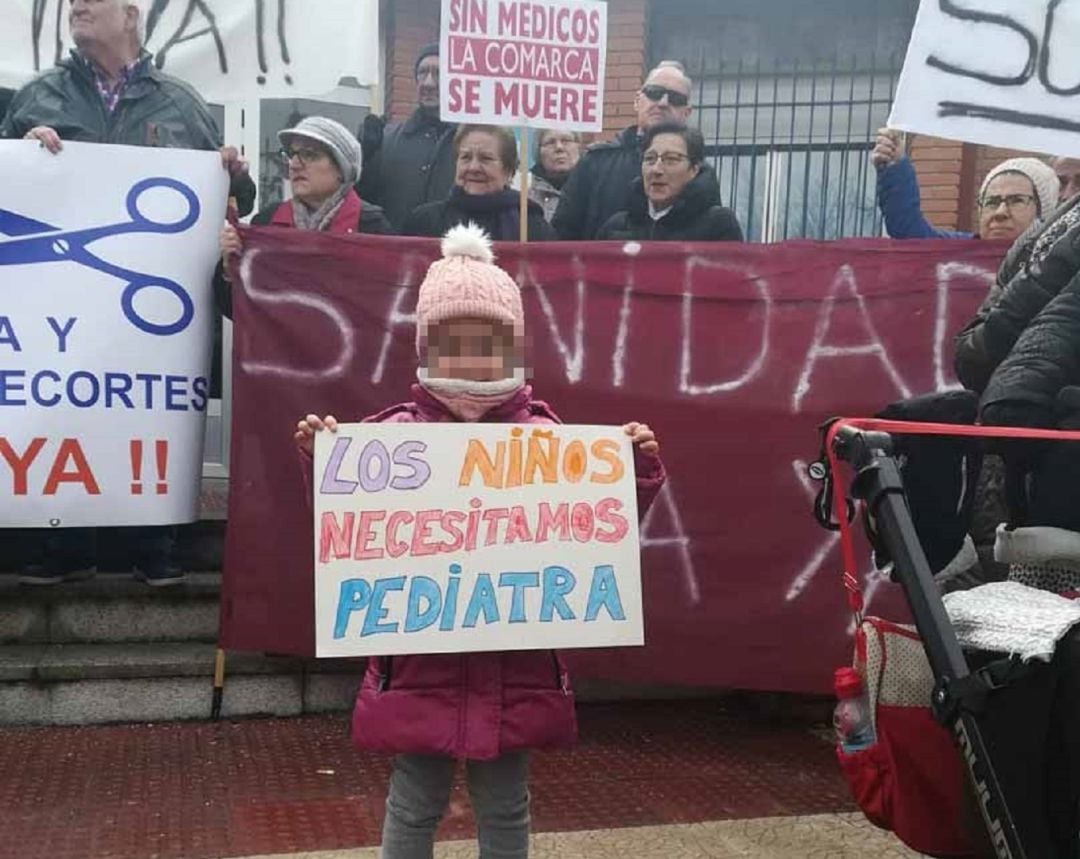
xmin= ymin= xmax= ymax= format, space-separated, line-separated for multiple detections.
xmin=889 ymin=0 xmax=1080 ymax=158
xmin=0 ymin=0 xmax=379 ymax=101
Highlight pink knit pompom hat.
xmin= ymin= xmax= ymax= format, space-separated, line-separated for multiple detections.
xmin=416 ymin=223 xmax=523 ymax=348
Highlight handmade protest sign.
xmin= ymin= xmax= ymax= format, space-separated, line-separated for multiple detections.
xmin=440 ymin=0 xmax=608 ymax=132
xmin=313 ymin=423 xmax=643 ymax=658
xmin=0 ymin=140 xmax=227 ymax=527
xmin=0 ymin=0 xmax=378 ymax=101
xmin=889 ymin=0 xmax=1080 ymax=158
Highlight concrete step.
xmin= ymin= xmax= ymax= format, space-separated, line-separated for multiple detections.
xmin=0 ymin=572 xmax=221 ymax=644
xmin=0 ymin=641 xmax=364 ymax=726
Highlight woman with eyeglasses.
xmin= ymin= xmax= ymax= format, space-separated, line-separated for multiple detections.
xmin=595 ymin=123 xmax=742 ymax=242
xmin=215 ymin=117 xmax=392 ymax=315
xmin=552 ymin=60 xmax=717 ymax=240
xmin=403 ymin=124 xmax=555 ymax=241
xmin=528 ymin=129 xmax=582 ymax=223
xmin=872 ymin=128 xmax=1058 ymax=242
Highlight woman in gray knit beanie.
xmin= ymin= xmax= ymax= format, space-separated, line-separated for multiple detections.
xmin=276 ymin=116 xmax=369 ymax=231
xmin=215 ymin=116 xmax=394 ymax=318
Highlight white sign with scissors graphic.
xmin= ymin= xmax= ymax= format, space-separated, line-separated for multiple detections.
xmin=0 ymin=140 xmax=227 ymax=527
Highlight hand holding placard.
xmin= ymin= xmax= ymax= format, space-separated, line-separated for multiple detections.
xmin=295 ymin=413 xmax=339 ymax=456
xmin=870 ymin=128 xmax=905 ymax=169
xmin=312 ymin=423 xmax=646 ymax=658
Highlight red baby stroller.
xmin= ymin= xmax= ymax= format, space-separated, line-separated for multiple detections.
xmin=813 ymin=417 xmax=1080 ymax=859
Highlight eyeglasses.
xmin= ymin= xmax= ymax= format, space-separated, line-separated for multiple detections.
xmin=980 ymin=193 xmax=1036 ymax=211
xmin=639 ymin=84 xmax=689 ymax=108
xmin=540 ymin=136 xmax=578 ymax=149
xmin=279 ymin=146 xmax=325 ymax=166
xmin=417 ymin=65 xmax=440 ymax=82
xmin=643 ymin=152 xmax=690 ymax=167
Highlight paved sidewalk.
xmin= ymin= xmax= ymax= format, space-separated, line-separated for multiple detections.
xmin=0 ymin=700 xmax=924 ymax=859
xmin=222 ymin=815 xmax=924 ymax=858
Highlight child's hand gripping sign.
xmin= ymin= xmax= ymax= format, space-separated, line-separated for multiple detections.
xmin=313 ymin=423 xmax=644 ymax=657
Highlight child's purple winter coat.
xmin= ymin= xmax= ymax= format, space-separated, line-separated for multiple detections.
xmin=329 ymin=384 xmax=666 ymax=760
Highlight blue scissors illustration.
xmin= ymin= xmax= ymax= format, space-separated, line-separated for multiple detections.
xmin=0 ymin=177 xmax=200 ymax=337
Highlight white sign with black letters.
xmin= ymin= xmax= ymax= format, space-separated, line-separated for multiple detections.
xmin=889 ymin=0 xmax=1080 ymax=158
xmin=0 ymin=0 xmax=379 ymax=101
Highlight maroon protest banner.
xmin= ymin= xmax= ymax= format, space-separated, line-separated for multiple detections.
xmin=220 ymin=231 xmax=1003 ymax=694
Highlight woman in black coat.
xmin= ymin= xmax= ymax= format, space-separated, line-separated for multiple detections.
xmin=403 ymin=124 xmax=555 ymax=242
xmin=596 ymin=122 xmax=742 ymax=242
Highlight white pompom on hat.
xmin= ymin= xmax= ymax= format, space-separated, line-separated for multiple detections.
xmin=416 ymin=223 xmax=524 ymax=343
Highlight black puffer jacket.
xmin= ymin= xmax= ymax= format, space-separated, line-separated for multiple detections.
xmin=403 ymin=188 xmax=555 ymax=242
xmin=955 ymin=197 xmax=1080 ymax=393
xmin=979 ymin=290 xmax=1080 ymax=533
xmin=980 ymin=269 xmax=1080 ymax=432
xmin=552 ymin=126 xmax=642 ymax=240
xmin=596 ymin=171 xmax=743 ymax=242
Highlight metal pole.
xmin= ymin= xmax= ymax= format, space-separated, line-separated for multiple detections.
xmin=518 ymin=126 xmax=529 ymax=243
xmin=211 ymin=647 xmax=226 ymax=720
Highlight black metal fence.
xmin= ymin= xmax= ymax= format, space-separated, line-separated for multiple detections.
xmin=693 ymin=52 xmax=904 ymax=242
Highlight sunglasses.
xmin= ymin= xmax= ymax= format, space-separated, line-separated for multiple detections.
xmin=640 ymin=84 xmax=689 ymax=108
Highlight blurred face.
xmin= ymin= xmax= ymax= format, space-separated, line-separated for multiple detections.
xmin=978 ymin=173 xmax=1038 ymax=241
xmin=281 ymin=138 xmax=343 ymax=206
xmin=416 ymin=56 xmax=440 ymax=112
xmin=642 ymin=133 xmax=699 ymax=210
xmin=538 ymin=132 xmax=581 ymax=178
xmin=422 ymin=317 xmax=520 ymax=382
xmin=69 ymin=0 xmax=136 ymax=53
xmin=634 ymin=67 xmax=692 ymax=131
xmin=1054 ymin=157 xmax=1080 ymax=203
xmin=455 ymin=131 xmax=512 ymax=195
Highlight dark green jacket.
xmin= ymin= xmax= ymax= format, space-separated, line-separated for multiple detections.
xmin=1 ymin=50 xmax=255 ymax=213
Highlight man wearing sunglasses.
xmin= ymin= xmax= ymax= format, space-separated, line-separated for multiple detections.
xmin=553 ymin=60 xmax=722 ymax=240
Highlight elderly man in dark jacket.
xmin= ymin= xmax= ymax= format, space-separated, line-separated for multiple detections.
xmin=597 ymin=123 xmax=741 ymax=242
xmin=1 ymin=2 xmax=255 ymax=213
xmin=554 ymin=60 xmax=714 ymax=240
xmin=1 ymin=0 xmax=254 ymax=586
xmin=356 ymin=44 xmax=457 ymax=230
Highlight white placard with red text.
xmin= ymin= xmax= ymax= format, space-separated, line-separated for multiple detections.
xmin=313 ymin=422 xmax=643 ymax=658
xmin=0 ymin=141 xmax=227 ymax=527
xmin=440 ymin=0 xmax=607 ymax=132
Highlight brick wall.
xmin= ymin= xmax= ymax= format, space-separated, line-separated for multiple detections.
xmin=602 ymin=0 xmax=649 ymax=138
xmin=906 ymin=135 xmax=964 ymax=231
xmin=384 ymin=0 xmax=439 ymax=123
xmin=382 ymin=0 xmax=650 ymax=135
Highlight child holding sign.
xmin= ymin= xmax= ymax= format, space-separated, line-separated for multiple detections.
xmin=295 ymin=224 xmax=665 ymax=858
